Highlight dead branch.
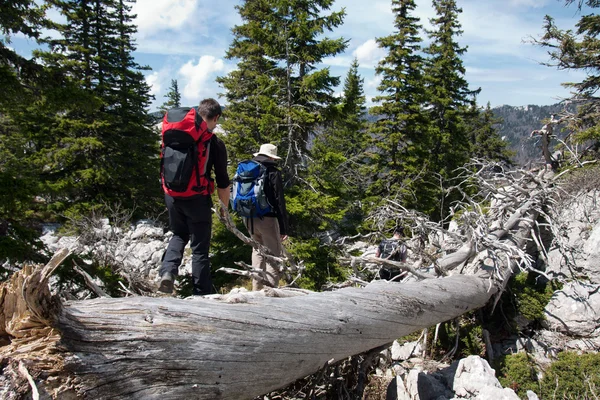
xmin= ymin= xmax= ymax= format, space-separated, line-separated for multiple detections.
xmin=73 ymin=263 xmax=110 ymax=298
xmin=214 ymin=201 xmax=304 ymax=288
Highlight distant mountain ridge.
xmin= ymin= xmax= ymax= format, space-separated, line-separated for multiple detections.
xmin=151 ymin=103 xmax=570 ymax=167
xmin=492 ymin=103 xmax=573 ymax=166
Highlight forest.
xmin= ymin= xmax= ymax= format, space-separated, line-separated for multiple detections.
xmin=2 ymin=0 xmax=600 ymax=399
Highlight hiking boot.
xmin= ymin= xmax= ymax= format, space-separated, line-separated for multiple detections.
xmin=158 ymin=272 xmax=174 ymax=294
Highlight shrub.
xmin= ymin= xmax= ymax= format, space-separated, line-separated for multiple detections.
xmin=496 ymin=353 xmax=540 ymax=398
xmin=540 ymin=352 xmax=600 ymax=400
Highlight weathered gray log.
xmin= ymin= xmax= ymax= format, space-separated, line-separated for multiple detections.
xmin=1 ymin=182 xmax=545 ymax=399
xmin=56 ymin=274 xmax=496 ymax=399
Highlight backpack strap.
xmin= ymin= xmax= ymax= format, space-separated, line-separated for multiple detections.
xmin=192 ymin=133 xmax=213 ymax=193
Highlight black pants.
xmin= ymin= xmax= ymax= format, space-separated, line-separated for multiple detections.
xmin=160 ymin=194 xmax=213 ymax=295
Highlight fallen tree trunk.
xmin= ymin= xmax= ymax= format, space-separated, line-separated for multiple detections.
xmin=2 ymin=209 xmax=534 ymax=400
xmin=7 ymin=269 xmax=497 ymax=400
xmin=1 ymin=165 xmax=548 ymax=399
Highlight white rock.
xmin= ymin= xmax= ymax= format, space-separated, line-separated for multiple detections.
xmin=391 ymin=340 xmax=423 ymax=361
xmin=527 ymin=390 xmax=540 ymax=400
xmin=543 ymin=281 xmax=600 ymax=337
xmin=451 ymin=356 xmax=504 ymax=397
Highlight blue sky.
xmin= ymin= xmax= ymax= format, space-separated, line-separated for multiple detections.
xmin=10 ymin=0 xmax=593 ymax=111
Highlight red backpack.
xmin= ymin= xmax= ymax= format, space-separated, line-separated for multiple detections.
xmin=161 ymin=107 xmax=214 ymax=197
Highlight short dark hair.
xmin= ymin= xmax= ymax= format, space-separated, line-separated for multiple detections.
xmin=198 ymin=98 xmax=222 ymax=120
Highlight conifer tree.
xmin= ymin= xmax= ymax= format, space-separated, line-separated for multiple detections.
xmin=422 ymin=0 xmax=480 ymax=219
xmin=160 ymin=79 xmax=182 ymax=113
xmin=218 ymin=0 xmax=349 ymax=288
xmin=0 ymin=0 xmax=48 ymax=261
xmin=309 ymin=58 xmax=369 ymax=234
xmin=218 ymin=0 xmax=348 ymax=169
xmin=368 ymin=0 xmax=430 ymax=212
xmin=33 ymin=0 xmax=160 ymax=218
xmin=468 ymin=103 xmax=513 ymax=164
xmin=0 ymin=0 xmax=45 ymax=104
xmin=534 ymin=0 xmax=600 ymax=153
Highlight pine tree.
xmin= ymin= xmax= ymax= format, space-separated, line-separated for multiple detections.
xmin=218 ymin=0 xmax=349 ymax=289
xmin=422 ymin=0 xmax=480 ymax=219
xmin=103 ymin=0 xmax=160 ymax=216
xmin=368 ymin=0 xmax=430 ymax=212
xmin=309 ymin=58 xmax=369 ymax=234
xmin=534 ymin=1 xmax=600 ymax=154
xmin=0 ymin=0 xmax=45 ymax=104
xmin=33 ymin=0 xmax=160 ymax=218
xmin=218 ymin=0 xmax=348 ymax=168
xmin=159 ymin=79 xmax=182 ymax=113
xmin=0 ymin=0 xmax=49 ymax=261
xmin=468 ymin=103 xmax=513 ymax=164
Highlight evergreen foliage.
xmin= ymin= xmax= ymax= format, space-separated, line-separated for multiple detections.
xmin=218 ymin=0 xmax=350 ymax=289
xmin=535 ymin=0 xmax=600 ymax=157
xmin=309 ymin=58 xmax=369 ymax=234
xmin=218 ymin=0 xmax=348 ymax=168
xmin=159 ymin=79 xmax=182 ymax=113
xmin=369 ymin=0 xmax=431 ymax=214
xmin=0 ymin=0 xmax=49 ymax=262
xmin=0 ymin=0 xmax=45 ymax=101
xmin=468 ymin=102 xmax=514 ymax=164
xmin=422 ymin=0 xmax=481 ymax=219
xmin=34 ymin=0 xmax=161 ymax=218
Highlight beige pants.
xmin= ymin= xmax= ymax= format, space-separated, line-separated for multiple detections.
xmin=245 ymin=216 xmax=282 ymax=291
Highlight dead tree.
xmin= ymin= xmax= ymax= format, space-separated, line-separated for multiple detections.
xmin=0 ymin=163 xmax=559 ymax=399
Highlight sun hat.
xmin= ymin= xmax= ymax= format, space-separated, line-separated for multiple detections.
xmin=253 ymin=143 xmax=281 ymax=160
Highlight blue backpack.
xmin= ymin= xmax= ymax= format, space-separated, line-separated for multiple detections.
xmin=231 ymin=160 xmax=272 ymax=218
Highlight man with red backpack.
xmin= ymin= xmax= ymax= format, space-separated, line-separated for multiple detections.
xmin=158 ymin=98 xmax=230 ymax=295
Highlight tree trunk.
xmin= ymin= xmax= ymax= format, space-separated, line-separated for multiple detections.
xmin=1 ymin=188 xmax=541 ymax=399
xmin=19 ymin=273 xmax=496 ymax=400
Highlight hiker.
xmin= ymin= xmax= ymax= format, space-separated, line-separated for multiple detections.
xmin=158 ymin=98 xmax=230 ymax=295
xmin=376 ymin=229 xmax=407 ymax=281
xmin=243 ymin=143 xmax=289 ymax=290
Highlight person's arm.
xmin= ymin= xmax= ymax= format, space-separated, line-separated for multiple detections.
xmin=212 ymin=136 xmax=231 ymax=211
xmin=217 ymin=187 xmax=230 ymax=210
xmin=400 ymin=243 xmax=408 ymax=263
xmin=270 ymin=169 xmax=289 ymax=237
xmin=376 ymin=242 xmax=382 ymax=258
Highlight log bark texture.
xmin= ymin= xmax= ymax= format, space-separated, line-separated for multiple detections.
xmin=57 ymin=274 xmax=495 ymax=399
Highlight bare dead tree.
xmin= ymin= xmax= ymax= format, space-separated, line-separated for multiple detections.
xmin=1 ymin=160 xmax=585 ymax=400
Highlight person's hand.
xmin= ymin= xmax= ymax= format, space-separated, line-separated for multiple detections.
xmin=218 ymin=204 xmax=228 ymax=219
xmin=281 ymin=234 xmax=288 ymax=241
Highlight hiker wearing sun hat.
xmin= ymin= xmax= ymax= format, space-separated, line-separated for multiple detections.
xmin=246 ymin=143 xmax=289 ymax=290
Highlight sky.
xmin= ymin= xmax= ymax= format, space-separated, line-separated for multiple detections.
xmin=11 ymin=0 xmax=594 ymax=111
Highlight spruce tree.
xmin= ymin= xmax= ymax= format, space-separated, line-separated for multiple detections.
xmin=218 ymin=0 xmax=349 ymax=288
xmin=218 ymin=0 xmax=348 ymax=168
xmin=0 ymin=0 xmax=48 ymax=262
xmin=309 ymin=58 xmax=369 ymax=234
xmin=0 ymin=0 xmax=45 ymax=104
xmin=534 ymin=1 xmax=600 ymax=154
xmin=468 ymin=103 xmax=513 ymax=164
xmin=368 ymin=0 xmax=430 ymax=212
xmin=34 ymin=0 xmax=160 ymax=218
xmin=422 ymin=0 xmax=480 ymax=219
xmin=160 ymin=79 xmax=182 ymax=113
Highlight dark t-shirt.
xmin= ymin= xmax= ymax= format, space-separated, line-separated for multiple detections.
xmin=206 ymin=135 xmax=230 ymax=189
xmin=378 ymin=239 xmax=407 ymax=262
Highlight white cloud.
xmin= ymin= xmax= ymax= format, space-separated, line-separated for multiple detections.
xmin=145 ymin=71 xmax=161 ymax=97
xmin=132 ymin=0 xmax=199 ymax=38
xmin=179 ymin=56 xmax=225 ymax=103
xmin=353 ymin=39 xmax=385 ymax=67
